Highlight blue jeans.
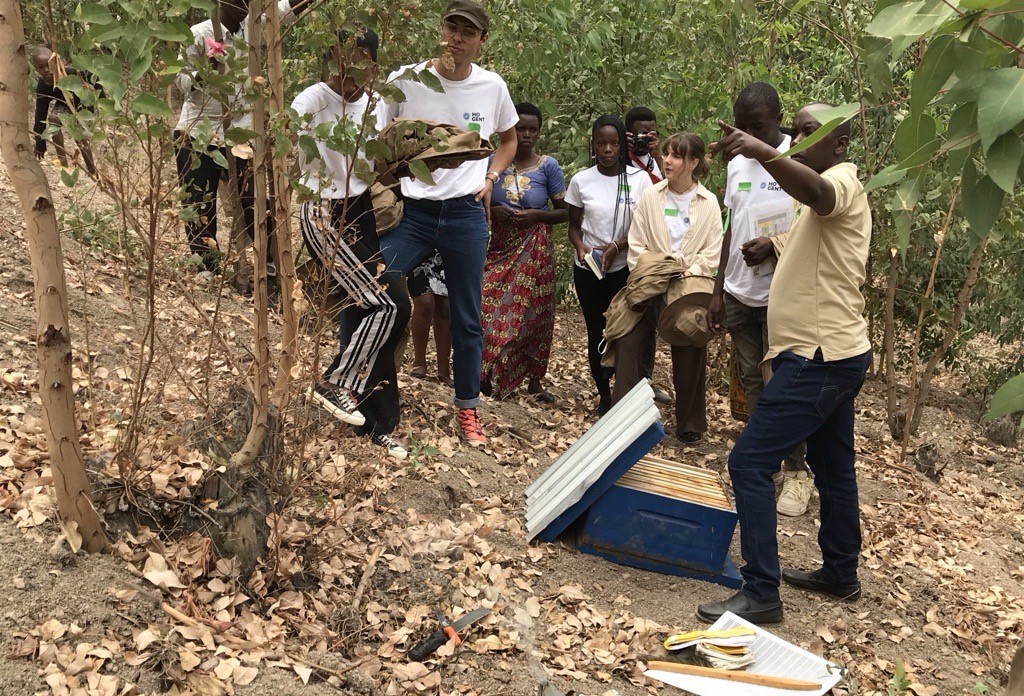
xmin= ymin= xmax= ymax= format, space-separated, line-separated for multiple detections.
xmin=728 ymin=349 xmax=870 ymax=604
xmin=379 ymin=196 xmax=489 ymax=408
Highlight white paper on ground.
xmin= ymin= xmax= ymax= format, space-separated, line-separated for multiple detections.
xmin=645 ymin=612 xmax=844 ymax=696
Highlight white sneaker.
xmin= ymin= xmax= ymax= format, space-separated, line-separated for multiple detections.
xmin=371 ymin=433 xmax=408 ymax=460
xmin=777 ymin=471 xmax=813 ymax=516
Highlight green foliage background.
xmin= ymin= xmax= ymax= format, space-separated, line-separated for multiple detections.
xmin=22 ymin=0 xmax=1024 ymax=387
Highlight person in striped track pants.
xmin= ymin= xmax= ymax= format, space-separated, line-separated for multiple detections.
xmin=294 ymin=27 xmax=411 ymax=459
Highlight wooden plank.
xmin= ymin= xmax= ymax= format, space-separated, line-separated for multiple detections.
xmin=634 ymin=458 xmax=720 ymax=479
xmin=626 ymin=470 xmax=733 ymax=503
xmin=640 ymin=455 xmax=720 ymax=479
xmin=621 ymin=471 xmax=727 ymax=501
xmin=630 ymin=467 xmax=724 ymax=493
xmin=616 ymin=482 xmax=729 ymax=509
xmin=646 ymin=662 xmax=820 ymax=691
xmin=633 ymin=460 xmax=728 ymax=496
xmin=623 ymin=476 xmax=730 ymax=506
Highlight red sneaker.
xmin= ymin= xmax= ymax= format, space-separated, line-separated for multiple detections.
xmin=456 ymin=408 xmax=487 ymax=447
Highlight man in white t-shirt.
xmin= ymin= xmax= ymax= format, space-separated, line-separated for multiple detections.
xmin=293 ymin=29 xmax=411 ymax=461
xmin=708 ymin=82 xmax=813 ymax=517
xmin=378 ymin=0 xmax=518 ymax=447
xmin=173 ymin=0 xmax=309 ymax=273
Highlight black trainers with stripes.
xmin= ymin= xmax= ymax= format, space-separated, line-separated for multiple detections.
xmin=308 ymin=382 xmax=365 ymax=427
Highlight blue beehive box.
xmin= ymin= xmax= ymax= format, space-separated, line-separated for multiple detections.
xmin=531 ymin=422 xmax=665 ymax=544
xmin=579 ymin=455 xmax=742 ymax=589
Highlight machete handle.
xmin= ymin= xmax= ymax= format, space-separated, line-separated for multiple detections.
xmin=443 ymin=625 xmax=461 ymax=647
xmin=408 ymin=628 xmax=448 ymax=662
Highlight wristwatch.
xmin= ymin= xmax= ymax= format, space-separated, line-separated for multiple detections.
xmin=486 ymin=170 xmax=500 ymax=184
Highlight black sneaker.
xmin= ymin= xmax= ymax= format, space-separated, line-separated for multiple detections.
xmin=782 ymin=568 xmax=861 ymax=601
xmin=679 ymin=431 xmax=703 ymax=444
xmin=370 ymin=432 xmax=408 ymax=460
xmin=308 ymin=383 xmax=365 ymax=426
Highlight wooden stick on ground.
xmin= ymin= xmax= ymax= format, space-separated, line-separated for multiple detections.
xmin=351 ymin=545 xmax=383 ymax=616
xmin=286 ymin=652 xmax=371 ymax=681
xmin=647 ymin=660 xmax=820 ymax=691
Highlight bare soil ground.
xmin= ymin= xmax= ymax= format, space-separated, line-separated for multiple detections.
xmin=1 ymin=161 xmax=1022 ymax=696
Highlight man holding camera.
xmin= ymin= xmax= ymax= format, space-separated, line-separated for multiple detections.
xmin=625 ymin=106 xmax=663 ymax=183
xmin=624 ymin=106 xmax=671 ymax=404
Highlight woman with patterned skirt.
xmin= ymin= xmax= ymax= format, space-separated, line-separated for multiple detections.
xmin=481 ymin=102 xmax=568 ymax=401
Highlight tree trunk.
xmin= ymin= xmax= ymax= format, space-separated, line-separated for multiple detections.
xmin=900 ymin=190 xmax=957 ymax=459
xmin=266 ymin=0 xmax=299 ymax=411
xmin=0 ymin=0 xmax=106 ymax=552
xmin=883 ymin=248 xmax=900 ymax=437
xmin=909 ymin=234 xmax=989 ymax=434
xmin=229 ymin=0 xmax=271 ymax=470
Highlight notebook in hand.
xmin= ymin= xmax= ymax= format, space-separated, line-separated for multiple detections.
xmin=584 ymin=248 xmax=605 ymax=279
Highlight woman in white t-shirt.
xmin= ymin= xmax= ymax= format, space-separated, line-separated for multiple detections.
xmin=565 ymin=115 xmax=652 ymax=415
xmin=613 ymin=132 xmax=723 ymax=443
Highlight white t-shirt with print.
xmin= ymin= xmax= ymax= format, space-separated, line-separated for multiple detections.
xmin=564 ymin=165 xmax=651 ymax=274
xmin=663 ymin=186 xmax=697 ymax=251
xmin=291 ymin=85 xmax=381 ymax=199
xmin=380 ymin=62 xmax=518 ymax=200
xmin=723 ymin=134 xmax=793 ymax=307
xmin=175 ymin=0 xmax=295 ymax=138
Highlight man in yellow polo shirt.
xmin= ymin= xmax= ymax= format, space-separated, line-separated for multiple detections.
xmin=698 ymin=103 xmax=872 ymax=624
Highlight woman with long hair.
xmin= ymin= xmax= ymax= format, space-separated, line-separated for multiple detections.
xmin=564 ymin=115 xmax=653 ymax=415
xmin=612 ymin=132 xmax=723 ymax=442
xmin=480 ymin=102 xmax=568 ymax=402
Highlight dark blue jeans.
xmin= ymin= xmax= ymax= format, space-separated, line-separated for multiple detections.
xmin=379 ymin=196 xmax=489 ymax=408
xmin=728 ymin=349 xmax=870 ymax=604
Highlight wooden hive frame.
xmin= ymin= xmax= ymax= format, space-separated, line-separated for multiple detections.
xmin=616 ymin=456 xmax=732 ymax=511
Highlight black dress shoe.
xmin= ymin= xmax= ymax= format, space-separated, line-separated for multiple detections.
xmin=596 ymin=396 xmax=612 ymax=416
xmin=652 ymin=386 xmax=672 ymax=404
xmin=782 ymin=568 xmax=861 ymax=601
xmin=696 ymin=591 xmax=783 ymax=625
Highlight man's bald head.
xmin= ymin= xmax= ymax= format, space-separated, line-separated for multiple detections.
xmin=804 ymin=102 xmax=852 ymax=140
xmin=32 ymin=46 xmax=53 ymax=69
xmin=790 ymin=101 xmax=851 ymax=173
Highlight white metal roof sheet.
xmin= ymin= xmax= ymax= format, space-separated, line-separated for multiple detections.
xmin=525 ymin=380 xmax=659 ymax=541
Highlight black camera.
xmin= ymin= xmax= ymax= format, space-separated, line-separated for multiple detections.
xmin=632 ymin=132 xmax=651 ymax=156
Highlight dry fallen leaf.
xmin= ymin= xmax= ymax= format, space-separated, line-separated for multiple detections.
xmin=135 ymin=628 xmax=160 ymax=651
